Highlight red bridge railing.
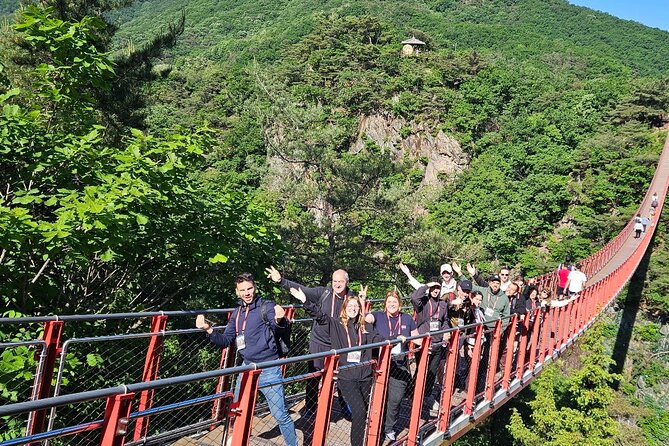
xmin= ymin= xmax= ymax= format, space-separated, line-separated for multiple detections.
xmin=0 ymin=133 xmax=667 ymax=446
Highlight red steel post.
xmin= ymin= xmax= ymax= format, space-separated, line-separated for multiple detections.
xmin=438 ymin=329 xmax=461 ymax=432
xmin=133 ymin=314 xmax=168 ymax=441
xmin=527 ymin=309 xmax=541 ymax=373
xmin=501 ymin=315 xmax=518 ymax=391
xmin=100 ymin=392 xmax=135 ymax=446
xmin=366 ymin=344 xmax=392 ymax=446
xmin=228 ymin=369 xmax=262 ymax=446
xmin=464 ymin=325 xmax=485 ymax=415
xmin=28 ymin=320 xmax=64 ymax=440
xmin=515 ymin=314 xmax=531 ymax=381
xmin=484 ymin=320 xmax=502 ymax=402
xmin=212 ymin=312 xmax=237 ymax=427
xmin=312 ymin=355 xmax=339 ymax=446
xmin=407 ymin=336 xmax=432 ymax=446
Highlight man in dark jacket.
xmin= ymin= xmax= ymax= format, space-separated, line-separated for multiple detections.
xmin=196 ymin=273 xmax=297 ymax=446
xmin=266 ymin=265 xmax=353 ymax=416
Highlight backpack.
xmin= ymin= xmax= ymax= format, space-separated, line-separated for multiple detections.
xmin=260 ymin=301 xmax=292 ymax=357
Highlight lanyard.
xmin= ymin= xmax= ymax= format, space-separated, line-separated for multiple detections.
xmin=235 ymin=306 xmax=250 ymax=334
xmin=345 ymin=324 xmax=362 ymax=348
xmin=428 ymin=299 xmax=439 ymax=319
xmin=330 ymin=294 xmax=337 ymax=317
xmin=387 ymin=313 xmax=401 ymax=336
xmin=487 ymin=292 xmax=501 ymax=311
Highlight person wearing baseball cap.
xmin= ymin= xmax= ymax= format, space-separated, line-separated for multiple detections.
xmin=399 ymin=262 xmax=458 ymax=299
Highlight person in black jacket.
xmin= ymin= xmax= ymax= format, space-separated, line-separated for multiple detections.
xmin=411 ymin=281 xmax=450 ymax=411
xmin=195 ymin=273 xmax=297 ymax=446
xmin=266 ymin=265 xmax=353 ymax=416
xmin=290 ymin=287 xmax=402 ymax=446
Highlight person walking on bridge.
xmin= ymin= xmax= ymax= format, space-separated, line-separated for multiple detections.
xmin=195 ymin=273 xmax=297 ymax=446
xmin=266 ymin=265 xmax=352 ymax=418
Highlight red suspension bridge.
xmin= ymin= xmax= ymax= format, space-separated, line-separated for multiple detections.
xmin=1 ymin=132 xmax=668 ymax=446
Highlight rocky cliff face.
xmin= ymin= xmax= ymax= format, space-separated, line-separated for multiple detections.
xmin=351 ymin=113 xmax=469 ymax=185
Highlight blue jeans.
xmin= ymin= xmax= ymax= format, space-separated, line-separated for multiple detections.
xmin=235 ymin=365 xmax=297 ymax=446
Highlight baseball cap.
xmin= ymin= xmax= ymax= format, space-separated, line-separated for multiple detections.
xmin=440 ymin=263 xmax=453 ymax=274
xmin=459 ymin=280 xmax=473 ymax=292
xmin=489 ymin=274 xmax=501 ymax=282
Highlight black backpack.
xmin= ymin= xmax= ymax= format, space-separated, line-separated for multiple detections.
xmin=260 ymin=301 xmax=292 ymax=357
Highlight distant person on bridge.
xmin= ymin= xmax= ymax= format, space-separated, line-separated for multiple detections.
xmin=651 ymin=192 xmax=659 ymax=216
xmin=634 ymin=214 xmax=644 ymax=239
xmin=195 ymin=273 xmax=297 ymax=446
xmin=399 ymin=261 xmax=458 ymax=299
xmin=290 ymin=287 xmax=401 ymax=446
xmin=266 ymin=265 xmax=352 ymax=418
xmin=364 ymin=291 xmax=420 ymax=442
xmin=565 ymin=263 xmax=587 ymax=297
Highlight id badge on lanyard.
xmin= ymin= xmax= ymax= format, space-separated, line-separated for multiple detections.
xmin=428 ymin=300 xmax=440 ymax=331
xmin=347 ymin=351 xmax=361 ymax=363
xmin=388 ymin=314 xmax=402 ymax=355
xmin=235 ymin=334 xmax=246 ymax=350
xmin=235 ymin=306 xmax=250 ymax=350
xmin=346 ymin=325 xmax=362 ymax=363
xmin=484 ymin=307 xmax=495 ymax=318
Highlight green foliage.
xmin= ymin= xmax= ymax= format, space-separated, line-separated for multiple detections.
xmin=633 ymin=323 xmax=662 ymax=343
xmin=0 ymin=7 xmax=281 ymax=314
xmin=507 ymin=323 xmax=621 ymax=446
xmin=641 ymin=408 xmax=669 ymax=446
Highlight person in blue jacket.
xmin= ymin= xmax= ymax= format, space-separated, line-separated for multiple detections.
xmin=196 ymin=272 xmax=297 ymax=446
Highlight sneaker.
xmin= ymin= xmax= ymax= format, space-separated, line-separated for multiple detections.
xmin=432 ymin=400 xmax=440 ymax=411
xmin=385 ymin=431 xmax=396 ymax=442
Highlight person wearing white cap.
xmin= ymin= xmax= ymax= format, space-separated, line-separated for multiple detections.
xmin=399 ymin=262 xmax=458 ymax=299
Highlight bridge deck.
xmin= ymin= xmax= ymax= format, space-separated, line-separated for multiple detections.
xmin=587 ymin=136 xmax=669 ymax=286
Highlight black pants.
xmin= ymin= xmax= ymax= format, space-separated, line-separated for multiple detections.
xmin=338 ymin=379 xmax=373 ymax=445
xmin=384 ymin=365 xmax=411 ymax=435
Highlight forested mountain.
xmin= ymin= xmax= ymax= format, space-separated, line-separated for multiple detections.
xmin=1 ymin=1 xmax=668 ymax=444
xmin=108 ymin=0 xmax=669 ymax=75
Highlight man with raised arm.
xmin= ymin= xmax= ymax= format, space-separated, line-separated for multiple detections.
xmin=265 ymin=265 xmax=353 ymax=417
xmin=195 ymin=273 xmax=297 ymax=446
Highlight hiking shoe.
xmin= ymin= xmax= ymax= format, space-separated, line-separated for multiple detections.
xmin=385 ymin=431 xmax=396 ymax=442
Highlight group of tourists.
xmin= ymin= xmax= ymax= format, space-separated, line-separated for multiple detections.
xmin=195 ymin=256 xmax=591 ymax=446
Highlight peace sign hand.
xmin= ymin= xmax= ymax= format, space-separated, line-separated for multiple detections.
xmin=359 ymin=284 xmax=368 ymax=301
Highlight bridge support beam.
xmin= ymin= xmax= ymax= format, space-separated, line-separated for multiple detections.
xmin=133 ymin=314 xmax=168 ymax=441
xmin=28 ymin=320 xmax=64 ymax=444
xmin=101 ymin=392 xmax=135 ymax=446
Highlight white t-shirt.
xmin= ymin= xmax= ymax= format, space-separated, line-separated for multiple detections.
xmin=567 ymin=270 xmax=587 ymax=293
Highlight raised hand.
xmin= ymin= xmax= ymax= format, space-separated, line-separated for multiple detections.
xmin=274 ymin=304 xmax=286 ymax=321
xmin=466 ymin=263 xmax=477 ymax=277
xmin=452 ymin=262 xmax=462 ymax=276
xmin=289 ymin=287 xmax=307 ymax=303
xmin=265 ymin=265 xmax=282 ymax=283
xmin=359 ymin=284 xmax=368 ymax=301
xmin=399 ymin=262 xmax=411 ymax=277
